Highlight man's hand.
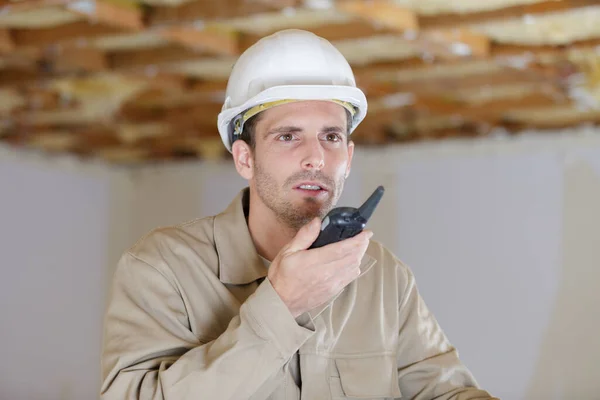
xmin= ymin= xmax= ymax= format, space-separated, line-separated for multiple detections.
xmin=267 ymin=218 xmax=373 ymax=318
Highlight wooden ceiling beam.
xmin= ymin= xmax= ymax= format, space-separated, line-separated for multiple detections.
xmin=418 ymin=0 xmax=600 ymax=30
xmin=107 ymin=45 xmax=207 ymax=70
xmin=0 ymin=68 xmax=42 ymax=88
xmin=351 ymin=104 xmax=418 ymax=145
xmin=0 ymin=0 xmax=73 ymax=13
xmin=147 ymin=0 xmax=285 ymax=26
xmin=335 ymin=1 xmax=490 ymax=59
xmin=412 ymin=96 xmax=492 ymax=125
xmin=11 ymin=21 xmax=122 ymax=48
xmin=6 ymin=1 xmax=142 ymax=48
xmin=64 ymin=0 xmax=144 ymax=31
xmin=467 ymin=92 xmax=566 ymax=109
xmin=358 ymin=66 xmax=560 ymax=95
xmin=49 ymin=46 xmax=109 ymax=73
xmin=124 ymin=80 xmax=227 ymax=108
xmin=412 ymin=92 xmax=572 ymax=125
xmin=0 ymin=29 xmax=14 ymax=53
xmin=417 ymin=28 xmax=490 ymax=58
xmin=187 ymin=79 xmax=228 ymax=94
xmin=336 ymin=0 xmax=419 ymax=31
xmin=0 ymin=49 xmax=43 ymax=70
xmin=13 ymin=87 xmax=79 ymax=113
xmin=500 ymin=118 xmax=600 ymax=131
xmin=492 ymin=38 xmax=600 ymax=59
xmin=118 ymin=102 xmax=224 ymax=126
xmin=159 ymin=26 xmax=239 ymax=56
xmin=501 ymin=106 xmax=600 ymax=128
xmin=246 ymin=0 xmax=300 ymax=7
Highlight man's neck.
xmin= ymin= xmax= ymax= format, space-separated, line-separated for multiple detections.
xmin=246 ymin=188 xmax=297 ymax=262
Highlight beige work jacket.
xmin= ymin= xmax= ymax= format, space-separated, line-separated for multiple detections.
xmin=100 ymin=188 xmax=497 ymax=400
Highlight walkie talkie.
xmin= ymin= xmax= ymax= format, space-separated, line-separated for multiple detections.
xmin=309 ymin=186 xmax=385 ymax=249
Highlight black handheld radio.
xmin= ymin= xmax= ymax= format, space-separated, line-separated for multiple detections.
xmin=309 ymin=186 xmax=385 ymax=249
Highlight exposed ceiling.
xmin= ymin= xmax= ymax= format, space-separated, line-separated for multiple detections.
xmin=1 ymin=0 xmax=600 ymax=163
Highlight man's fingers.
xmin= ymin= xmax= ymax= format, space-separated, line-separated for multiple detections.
xmin=285 ymin=217 xmax=322 ymax=253
xmin=305 ymin=230 xmax=372 ymax=264
xmin=317 ymin=249 xmax=367 ymax=281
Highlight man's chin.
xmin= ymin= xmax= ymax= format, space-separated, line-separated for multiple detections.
xmin=302 ymin=204 xmax=334 ymax=224
xmin=295 ymin=196 xmax=327 ymax=212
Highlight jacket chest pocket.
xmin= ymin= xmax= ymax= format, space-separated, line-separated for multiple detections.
xmin=329 ymin=355 xmax=402 ymax=399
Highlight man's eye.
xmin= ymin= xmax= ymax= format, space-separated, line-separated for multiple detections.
xmin=326 ymin=133 xmax=341 ymax=142
xmin=278 ymin=134 xmax=294 ymax=141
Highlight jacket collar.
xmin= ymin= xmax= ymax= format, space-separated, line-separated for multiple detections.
xmin=214 ymin=188 xmax=267 ymax=285
xmin=214 ymin=188 xmax=376 ymax=287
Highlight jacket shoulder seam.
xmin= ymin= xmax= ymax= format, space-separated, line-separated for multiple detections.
xmin=125 ymin=251 xmax=182 ymax=297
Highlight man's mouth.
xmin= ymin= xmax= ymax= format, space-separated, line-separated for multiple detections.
xmin=294 ymin=182 xmax=329 ymax=196
xmin=298 ymin=184 xmax=323 ymax=191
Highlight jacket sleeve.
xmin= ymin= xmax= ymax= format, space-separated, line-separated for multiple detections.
xmin=100 ymin=252 xmax=315 ymax=400
xmin=395 ymin=261 xmax=498 ymax=400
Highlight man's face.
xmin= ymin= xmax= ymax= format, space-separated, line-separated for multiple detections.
xmin=240 ymin=100 xmax=354 ymax=230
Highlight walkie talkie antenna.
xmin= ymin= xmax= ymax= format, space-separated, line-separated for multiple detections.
xmin=358 ymin=186 xmax=385 ymax=221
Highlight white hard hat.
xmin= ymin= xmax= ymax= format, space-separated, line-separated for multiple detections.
xmin=217 ymin=29 xmax=368 ymax=152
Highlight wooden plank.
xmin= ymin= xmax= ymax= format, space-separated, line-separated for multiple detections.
xmin=187 ymin=79 xmax=228 ymax=94
xmin=501 ymin=117 xmax=600 ymax=131
xmin=412 ymin=96 xmax=492 ymax=125
xmin=0 ymin=0 xmax=71 ymax=14
xmin=465 ymin=92 xmax=566 ymax=108
xmin=65 ymin=0 xmax=143 ymax=31
xmin=245 ymin=0 xmax=299 ymax=7
xmin=418 ymin=28 xmax=490 ymax=58
xmin=0 ymin=48 xmax=42 ymax=69
xmin=351 ymin=104 xmax=416 ymax=145
xmin=12 ymin=20 xmax=122 ymax=47
xmin=18 ymin=87 xmax=79 ymax=111
xmin=413 ymin=92 xmax=571 ymax=125
xmin=336 ymin=0 xmax=418 ymax=32
xmin=0 ymin=29 xmax=14 ymax=52
xmin=492 ymin=38 xmax=600 ymax=59
xmin=108 ymin=45 xmax=207 ymax=70
xmin=148 ymin=0 xmax=282 ymax=26
xmin=125 ymin=81 xmax=227 ymax=108
xmin=50 ymin=46 xmax=108 ymax=72
xmin=335 ymin=2 xmax=489 ymax=60
xmin=358 ymin=64 xmax=556 ymax=93
xmin=353 ymin=58 xmax=432 ymax=84
xmin=118 ymin=102 xmax=224 ymax=127
xmin=80 ymin=128 xmax=122 ymax=149
xmin=160 ymin=26 xmax=239 ymax=56
xmin=419 ymin=0 xmax=600 ymax=30
xmin=0 ymin=68 xmax=41 ymax=87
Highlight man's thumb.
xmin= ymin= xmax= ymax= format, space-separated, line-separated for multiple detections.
xmin=287 ymin=217 xmax=321 ymax=252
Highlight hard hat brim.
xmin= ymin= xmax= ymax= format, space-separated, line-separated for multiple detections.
xmin=217 ymin=85 xmax=368 ymax=152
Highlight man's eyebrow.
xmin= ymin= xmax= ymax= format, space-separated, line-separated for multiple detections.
xmin=264 ymin=126 xmax=303 ymax=138
xmin=322 ymin=126 xmax=345 ymax=134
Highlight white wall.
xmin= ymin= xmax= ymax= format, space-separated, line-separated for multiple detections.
xmin=0 ymin=148 xmax=126 ymax=400
xmin=1 ymin=127 xmax=599 ymax=400
xmin=123 ymin=128 xmax=600 ymax=400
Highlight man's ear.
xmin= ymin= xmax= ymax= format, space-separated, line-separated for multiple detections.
xmin=345 ymin=140 xmax=355 ymax=179
xmin=232 ymin=140 xmax=254 ymax=180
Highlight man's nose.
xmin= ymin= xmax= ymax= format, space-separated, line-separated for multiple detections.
xmin=301 ymin=140 xmax=325 ymax=171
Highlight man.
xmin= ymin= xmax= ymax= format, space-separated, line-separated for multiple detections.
xmin=101 ymin=29 xmax=496 ymax=399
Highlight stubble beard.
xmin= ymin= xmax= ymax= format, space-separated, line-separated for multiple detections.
xmin=254 ymin=162 xmax=344 ymax=231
